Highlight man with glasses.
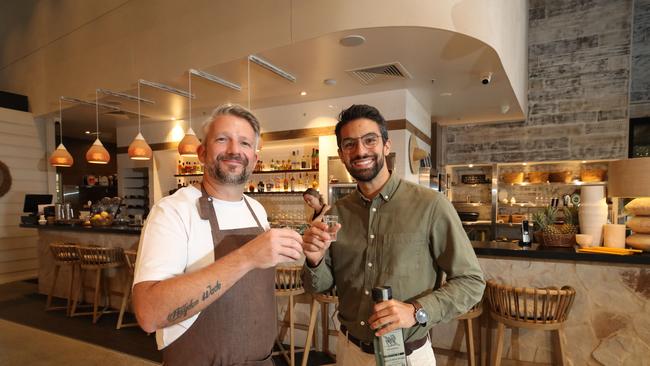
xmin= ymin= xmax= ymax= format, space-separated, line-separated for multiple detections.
xmin=301 ymin=104 xmax=485 ymax=365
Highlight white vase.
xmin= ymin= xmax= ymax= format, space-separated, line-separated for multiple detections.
xmin=579 ymin=186 xmax=608 ymax=246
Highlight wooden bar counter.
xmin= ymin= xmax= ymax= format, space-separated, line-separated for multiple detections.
xmin=21 ymin=224 xmax=141 ymax=308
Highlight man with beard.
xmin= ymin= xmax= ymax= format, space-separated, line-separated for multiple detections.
xmin=301 ymin=104 xmax=485 ymax=365
xmin=132 ymin=104 xmax=303 ymax=365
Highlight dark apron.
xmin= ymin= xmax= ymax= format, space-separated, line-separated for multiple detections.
xmin=162 ymin=184 xmax=276 ymax=366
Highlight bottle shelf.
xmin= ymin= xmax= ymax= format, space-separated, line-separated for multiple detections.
xmin=174 ymin=169 xmax=319 ymax=177
xmin=501 ymin=181 xmax=607 ymax=187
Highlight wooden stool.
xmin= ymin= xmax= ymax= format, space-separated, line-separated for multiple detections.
xmin=455 ymin=300 xmax=483 ymax=366
xmin=46 ymin=243 xmax=80 ymax=316
xmin=116 ymin=249 xmax=138 ymax=329
xmin=485 ymin=280 xmax=576 ymax=366
xmin=70 ymin=246 xmax=125 ymax=323
xmin=301 ymin=288 xmax=338 ymax=366
xmin=274 ymin=265 xmax=306 ymax=366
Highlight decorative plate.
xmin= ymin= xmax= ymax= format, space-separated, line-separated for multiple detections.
xmin=0 ymin=160 xmax=11 ymax=198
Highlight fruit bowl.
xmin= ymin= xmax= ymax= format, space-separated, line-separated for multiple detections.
xmin=90 ymin=212 xmax=113 ymax=227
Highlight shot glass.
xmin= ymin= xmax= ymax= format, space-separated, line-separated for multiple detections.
xmin=323 ymin=215 xmax=338 ymax=241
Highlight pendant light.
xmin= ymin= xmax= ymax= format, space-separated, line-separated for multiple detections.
xmin=86 ymin=89 xmax=111 ymax=164
xmin=177 ymin=71 xmax=201 ymax=157
xmin=128 ymin=82 xmax=153 ymax=160
xmin=49 ymin=98 xmax=74 ymax=167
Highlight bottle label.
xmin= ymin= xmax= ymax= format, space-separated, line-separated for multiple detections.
xmin=374 ymin=329 xmax=407 ymax=366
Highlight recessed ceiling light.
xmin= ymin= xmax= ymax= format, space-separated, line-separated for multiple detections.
xmin=581 ymin=160 xmax=587 ymax=164
xmin=500 ymin=104 xmax=510 ymax=114
xmin=523 ymin=162 xmax=528 ymax=166
xmin=469 ymin=164 xmax=474 ymax=168
xmin=324 ymin=78 xmax=337 ymax=86
xmin=339 ymin=35 xmax=366 ymax=47
xmin=328 ymin=105 xmax=335 ymax=109
xmin=300 ymin=91 xmax=307 ymax=96
xmin=85 ymin=131 xmax=91 ymax=134
xmin=440 ymin=92 xmax=453 ymax=97
xmin=171 ymin=117 xmax=176 ymax=121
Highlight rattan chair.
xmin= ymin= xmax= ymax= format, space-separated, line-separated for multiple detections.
xmin=485 ymin=280 xmax=576 ymax=366
xmin=301 ymin=287 xmax=338 ymax=366
xmin=274 ymin=265 xmax=306 ymax=366
xmin=116 ymin=249 xmax=138 ymax=329
xmin=46 ymin=243 xmax=80 ymax=316
xmin=70 ymin=246 xmax=125 ymax=323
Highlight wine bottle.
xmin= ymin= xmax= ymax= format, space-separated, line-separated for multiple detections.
xmin=290 ymin=174 xmax=296 ymax=192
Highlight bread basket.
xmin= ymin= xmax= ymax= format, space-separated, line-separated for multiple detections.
xmin=502 ymin=172 xmax=524 ymax=184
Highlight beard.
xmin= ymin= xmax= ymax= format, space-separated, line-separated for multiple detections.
xmin=205 ymin=153 xmax=251 ymax=185
xmin=344 ymin=153 xmax=385 ymax=182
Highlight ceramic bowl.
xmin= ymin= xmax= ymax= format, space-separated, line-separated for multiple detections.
xmin=575 ymin=234 xmax=593 ymax=247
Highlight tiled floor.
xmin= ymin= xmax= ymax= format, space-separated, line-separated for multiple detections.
xmin=0 ymin=279 xmax=336 ymax=366
xmin=0 ymin=319 xmax=158 ymax=366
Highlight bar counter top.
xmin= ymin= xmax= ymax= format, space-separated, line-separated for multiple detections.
xmin=472 ymin=240 xmax=650 ymax=265
xmin=20 ymin=223 xmax=141 ymax=235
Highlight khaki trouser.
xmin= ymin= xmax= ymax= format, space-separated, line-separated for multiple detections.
xmin=336 ymin=333 xmax=437 ymax=366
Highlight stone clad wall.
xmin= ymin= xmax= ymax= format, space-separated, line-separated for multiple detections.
xmin=630 ymin=0 xmax=650 ymax=117
xmin=444 ymin=0 xmax=634 ymax=165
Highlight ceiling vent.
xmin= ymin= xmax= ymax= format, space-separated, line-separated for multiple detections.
xmin=103 ymin=110 xmax=137 ymax=120
xmin=346 ymin=62 xmax=412 ymax=85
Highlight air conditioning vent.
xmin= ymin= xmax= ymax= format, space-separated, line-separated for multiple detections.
xmin=347 ymin=62 xmax=412 ymax=85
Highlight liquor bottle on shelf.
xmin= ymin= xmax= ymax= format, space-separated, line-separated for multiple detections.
xmin=274 ymin=176 xmax=281 ymax=190
xmin=301 ymin=153 xmax=308 ymax=169
xmin=315 ymin=149 xmax=320 ymax=170
xmin=266 ymin=179 xmax=274 ymax=192
xmin=298 ymin=174 xmax=304 ymax=191
xmin=311 ymin=148 xmax=316 ymax=170
xmin=178 ymin=160 xmax=183 ymax=175
xmin=257 ymin=181 xmax=265 ymax=192
xmin=311 ymin=174 xmax=319 ymax=189
xmin=290 ymin=174 xmax=296 ymax=192
xmin=248 ymin=181 xmax=255 ymax=193
xmin=283 ymin=174 xmax=289 ymax=191
xmin=177 ymin=179 xmax=182 ymax=189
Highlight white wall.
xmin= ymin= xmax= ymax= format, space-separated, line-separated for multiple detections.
xmin=0 ymin=108 xmax=49 ymax=284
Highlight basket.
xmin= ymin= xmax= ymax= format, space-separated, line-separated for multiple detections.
xmin=502 ymin=172 xmax=524 ymax=184
xmin=511 ymin=214 xmax=527 ymax=224
xmin=549 ymin=171 xmax=573 ymax=183
xmin=527 ymin=171 xmax=549 ymax=184
xmin=497 ymin=214 xmax=510 ymax=223
xmin=542 ymin=231 xmax=576 ymax=248
xmin=580 ymin=169 xmax=606 ymax=182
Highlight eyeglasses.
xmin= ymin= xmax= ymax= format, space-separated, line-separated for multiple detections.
xmin=340 ymin=133 xmax=381 ymax=152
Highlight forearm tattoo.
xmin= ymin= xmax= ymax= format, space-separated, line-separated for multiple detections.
xmin=166 ymin=280 xmax=223 ymax=323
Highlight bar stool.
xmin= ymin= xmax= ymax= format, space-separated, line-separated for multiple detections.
xmin=70 ymin=246 xmax=125 ymax=323
xmin=274 ymin=265 xmax=306 ymax=366
xmin=301 ymin=287 xmax=338 ymax=366
xmin=116 ymin=249 xmax=138 ymax=329
xmin=485 ymin=280 xmax=576 ymax=366
xmin=455 ymin=300 xmax=483 ymax=366
xmin=46 ymin=243 xmax=80 ymax=316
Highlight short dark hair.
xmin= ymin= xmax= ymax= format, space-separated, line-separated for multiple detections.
xmin=335 ymin=104 xmax=389 ymax=148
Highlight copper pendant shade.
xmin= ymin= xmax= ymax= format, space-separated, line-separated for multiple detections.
xmin=178 ymin=127 xmax=200 ymax=157
xmin=50 ymin=97 xmax=74 ymax=168
xmin=128 ymin=82 xmax=152 ymax=160
xmin=128 ymin=132 xmax=153 ymax=160
xmin=49 ymin=143 xmax=74 ymax=167
xmin=86 ymin=138 xmax=110 ymax=164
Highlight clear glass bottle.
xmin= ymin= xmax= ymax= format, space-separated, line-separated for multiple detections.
xmin=372 ymin=287 xmax=407 ymax=366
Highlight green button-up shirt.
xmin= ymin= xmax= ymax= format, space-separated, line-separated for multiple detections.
xmin=302 ymin=174 xmax=485 ymax=343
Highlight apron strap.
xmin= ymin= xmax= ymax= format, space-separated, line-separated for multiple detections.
xmin=198 ymin=182 xmax=264 ymax=235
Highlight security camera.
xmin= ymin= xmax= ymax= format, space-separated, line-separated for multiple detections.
xmin=481 ymin=72 xmax=493 ymax=85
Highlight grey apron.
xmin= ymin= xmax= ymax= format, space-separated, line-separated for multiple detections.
xmin=162 ymin=185 xmax=276 ymax=366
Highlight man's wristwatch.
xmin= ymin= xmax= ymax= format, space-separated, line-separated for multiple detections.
xmin=411 ymin=301 xmax=429 ymax=326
